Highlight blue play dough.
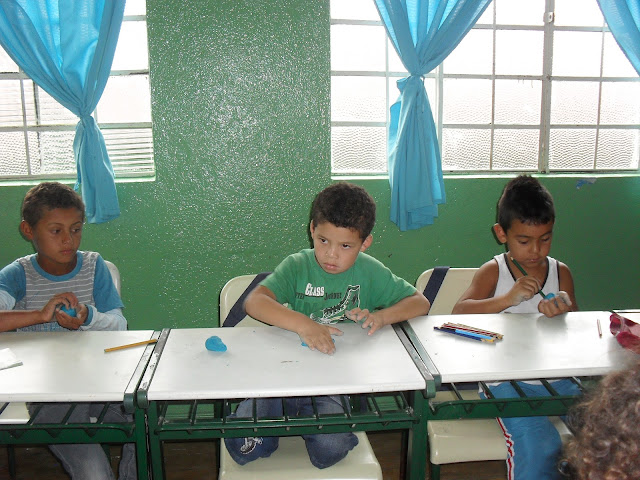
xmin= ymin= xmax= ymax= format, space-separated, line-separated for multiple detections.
xmin=205 ymin=335 xmax=227 ymax=352
xmin=60 ymin=305 xmax=77 ymax=317
xmin=544 ymin=293 xmax=556 ymax=300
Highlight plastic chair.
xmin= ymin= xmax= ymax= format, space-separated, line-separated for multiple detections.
xmin=416 ymin=267 xmax=572 ymax=480
xmin=218 ymin=275 xmax=383 ymax=480
xmin=2 ymin=260 xmax=122 ymax=479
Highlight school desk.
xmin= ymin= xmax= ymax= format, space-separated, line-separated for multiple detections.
xmin=136 ymin=324 xmax=433 ymax=480
xmin=0 ymin=330 xmax=158 ymax=479
xmin=400 ymin=310 xmax=633 ymax=438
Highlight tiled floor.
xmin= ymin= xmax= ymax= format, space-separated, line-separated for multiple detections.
xmin=0 ymin=431 xmax=507 ymax=479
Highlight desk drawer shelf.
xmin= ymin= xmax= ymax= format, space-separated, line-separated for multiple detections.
xmin=147 ymin=392 xmax=420 ymax=440
xmin=427 ymin=377 xmax=599 ymax=420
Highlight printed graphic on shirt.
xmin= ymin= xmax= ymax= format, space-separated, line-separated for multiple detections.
xmin=310 ymin=285 xmax=360 ymax=324
xmin=240 ymin=437 xmax=263 ymax=455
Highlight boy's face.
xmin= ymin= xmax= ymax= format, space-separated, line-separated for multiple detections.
xmin=310 ymin=221 xmax=372 ymax=275
xmin=20 ymin=207 xmax=84 ymax=274
xmin=494 ymin=219 xmax=554 ymax=269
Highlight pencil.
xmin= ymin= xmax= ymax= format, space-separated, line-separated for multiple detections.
xmin=510 ymin=257 xmax=547 ymax=299
xmin=597 ymin=318 xmax=602 ymax=337
xmin=443 ymin=322 xmax=504 ymax=339
xmin=434 ymin=327 xmax=495 ymax=343
xmin=104 ymin=338 xmax=158 ymax=353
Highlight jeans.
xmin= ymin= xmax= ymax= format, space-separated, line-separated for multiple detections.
xmin=482 ymin=379 xmax=581 ymax=480
xmin=28 ymin=402 xmax=137 ymax=480
xmin=224 ymin=395 xmax=359 ymax=469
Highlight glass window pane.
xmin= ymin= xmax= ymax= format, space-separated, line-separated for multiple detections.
xmin=97 ymin=75 xmax=152 ymax=123
xmin=0 ymin=132 xmax=28 ymax=175
xmin=596 ymin=129 xmax=640 ymax=169
xmin=331 ymin=126 xmax=387 ymax=173
xmin=332 ymin=76 xmax=386 ymax=122
xmin=555 ymin=0 xmax=604 ymax=27
xmin=495 ymin=0 xmax=544 ymax=26
xmin=493 ymin=129 xmax=539 ymax=170
xmin=549 ymin=129 xmax=596 ymax=169
xmin=602 ymin=33 xmax=638 ymax=77
xmin=443 ymin=79 xmax=492 ymax=124
xmin=441 ymin=128 xmax=491 ymax=170
xmin=388 ymin=39 xmax=408 ymax=73
xmin=0 ymin=47 xmax=19 ymax=73
xmin=112 ymin=20 xmax=149 ymax=71
xmin=494 ymin=79 xmax=541 ymax=125
xmin=444 ymin=29 xmax=493 ymax=75
xmin=476 ymin=2 xmax=494 ymax=25
xmin=0 ymin=80 xmax=29 ymax=127
xmin=495 ymin=30 xmax=543 ymax=76
xmin=37 ymin=131 xmax=76 ymax=174
xmin=104 ymin=128 xmax=155 ymax=175
xmin=124 ymin=0 xmax=146 ymax=16
xmin=600 ymin=82 xmax=640 ymax=125
xmin=330 ymin=0 xmax=379 ymax=21
xmin=553 ymin=31 xmax=602 ymax=77
xmin=331 ymin=25 xmax=386 ymax=72
xmin=36 ymin=88 xmax=78 ymax=126
xmin=550 ymin=81 xmax=599 ymax=125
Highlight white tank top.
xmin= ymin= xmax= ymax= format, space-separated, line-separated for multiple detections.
xmin=493 ymin=253 xmax=560 ymax=313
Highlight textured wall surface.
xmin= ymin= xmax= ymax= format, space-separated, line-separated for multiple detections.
xmin=0 ymin=0 xmax=637 ymax=329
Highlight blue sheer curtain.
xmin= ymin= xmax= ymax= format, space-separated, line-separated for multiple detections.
xmin=374 ymin=0 xmax=491 ymax=230
xmin=597 ymin=0 xmax=640 ymax=75
xmin=0 ymin=0 xmax=125 ymax=223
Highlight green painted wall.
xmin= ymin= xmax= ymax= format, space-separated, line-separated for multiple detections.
xmin=0 ymin=0 xmax=638 ymax=329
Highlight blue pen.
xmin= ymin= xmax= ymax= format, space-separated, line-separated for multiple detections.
xmin=453 ymin=328 xmax=494 ymax=340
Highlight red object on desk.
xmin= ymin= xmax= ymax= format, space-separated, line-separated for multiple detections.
xmin=610 ymin=313 xmax=640 ymax=354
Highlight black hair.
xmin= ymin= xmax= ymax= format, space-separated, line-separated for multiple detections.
xmin=21 ymin=182 xmax=85 ymax=226
xmin=310 ymin=182 xmax=376 ymax=240
xmin=497 ymin=175 xmax=555 ymax=231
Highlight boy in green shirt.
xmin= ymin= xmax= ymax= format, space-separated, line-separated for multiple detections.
xmin=225 ymin=182 xmax=430 ymax=468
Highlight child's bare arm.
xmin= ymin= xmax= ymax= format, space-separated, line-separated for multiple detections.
xmin=0 ymin=292 xmax=80 ymax=332
xmin=244 ymin=285 xmax=342 ymax=355
xmin=348 ymin=291 xmax=430 ymax=335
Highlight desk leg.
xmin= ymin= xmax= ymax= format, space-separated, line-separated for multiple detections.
xmin=147 ymin=403 xmax=165 ymax=480
xmin=134 ymin=408 xmax=150 ymax=480
xmin=406 ymin=391 xmax=428 ymax=480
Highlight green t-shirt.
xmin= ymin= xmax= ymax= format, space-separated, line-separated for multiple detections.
xmin=261 ymin=249 xmax=416 ymax=324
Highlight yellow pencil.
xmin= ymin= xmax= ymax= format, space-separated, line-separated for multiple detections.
xmin=104 ymin=338 xmax=158 ymax=353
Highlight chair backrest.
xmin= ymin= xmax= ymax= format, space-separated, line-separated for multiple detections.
xmin=104 ymin=260 xmax=121 ymax=296
xmin=219 ymin=274 xmax=267 ymax=328
xmin=416 ymin=268 xmax=477 ymax=315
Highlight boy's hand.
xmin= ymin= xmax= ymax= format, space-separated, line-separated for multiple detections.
xmin=55 ymin=308 xmax=85 ymax=329
xmin=298 ymin=320 xmax=343 ymax=355
xmin=508 ymin=277 xmax=542 ymax=306
xmin=538 ymin=291 xmax=572 ymax=317
xmin=346 ymin=308 xmax=385 ymax=336
xmin=41 ymin=292 xmax=77 ymax=324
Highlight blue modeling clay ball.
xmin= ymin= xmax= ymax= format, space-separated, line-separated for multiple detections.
xmin=60 ymin=305 xmax=77 ymax=317
xmin=205 ymin=335 xmax=227 ymax=352
xmin=544 ymin=293 xmax=556 ymax=300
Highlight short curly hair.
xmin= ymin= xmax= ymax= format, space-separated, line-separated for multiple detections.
xmin=497 ymin=175 xmax=555 ymax=231
xmin=562 ymin=359 xmax=640 ymax=479
xmin=21 ymin=182 xmax=85 ymax=227
xmin=310 ymin=182 xmax=376 ymax=241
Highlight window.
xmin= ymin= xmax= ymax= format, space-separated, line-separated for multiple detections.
xmin=0 ymin=0 xmax=154 ymax=182
xmin=330 ymin=0 xmax=640 ymax=175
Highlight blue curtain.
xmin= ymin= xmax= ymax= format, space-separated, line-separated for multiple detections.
xmin=374 ymin=0 xmax=491 ymax=230
xmin=0 ymin=0 xmax=125 ymax=223
xmin=597 ymin=0 xmax=640 ymax=75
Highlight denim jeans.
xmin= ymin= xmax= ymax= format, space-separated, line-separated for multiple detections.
xmin=482 ymin=378 xmax=581 ymax=480
xmin=224 ymin=395 xmax=359 ymax=469
xmin=28 ymin=402 xmax=137 ymax=480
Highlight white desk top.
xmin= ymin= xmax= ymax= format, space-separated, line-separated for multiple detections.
xmin=146 ymin=324 xmax=426 ymax=401
xmin=408 ymin=311 xmax=633 ymax=383
xmin=0 ymin=330 xmax=154 ymax=402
